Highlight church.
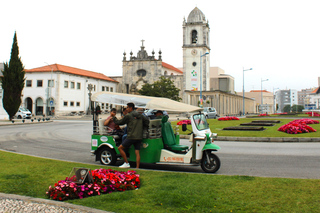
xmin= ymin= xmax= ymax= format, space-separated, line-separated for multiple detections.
xmin=113 ymin=7 xmax=256 ymax=116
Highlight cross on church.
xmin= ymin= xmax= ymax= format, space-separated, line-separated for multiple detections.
xmin=141 ymin=39 xmax=145 ymax=47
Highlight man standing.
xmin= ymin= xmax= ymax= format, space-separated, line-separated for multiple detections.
xmin=113 ymin=103 xmax=149 ymax=168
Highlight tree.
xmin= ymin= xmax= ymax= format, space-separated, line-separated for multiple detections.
xmin=291 ymin=105 xmax=304 ymax=113
xmin=283 ymin=105 xmax=291 ymax=113
xmin=138 ymin=76 xmax=181 ymax=101
xmin=0 ymin=32 xmax=25 ymax=120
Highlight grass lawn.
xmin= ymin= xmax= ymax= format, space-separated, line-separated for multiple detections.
xmin=0 ymin=150 xmax=319 ymax=212
xmin=173 ymin=118 xmax=320 ymax=137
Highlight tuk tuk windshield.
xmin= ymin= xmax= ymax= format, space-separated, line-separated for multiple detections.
xmin=193 ymin=113 xmax=209 ymax=130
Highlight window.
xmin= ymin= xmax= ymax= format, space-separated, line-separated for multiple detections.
xmin=101 ymin=103 xmax=104 ymax=109
xmin=106 ymin=87 xmax=109 ymax=91
xmin=70 ymin=82 xmax=75 ymax=89
xmin=192 ymin=30 xmax=198 ymax=43
xmin=64 ymin=81 xmax=68 ymax=88
xmin=76 ymin=102 xmax=80 ymax=107
xmin=70 ymin=101 xmax=74 ymax=106
xmin=48 ymin=80 xmax=54 ymax=87
xmin=102 ymin=86 xmax=105 ymax=91
xmin=26 ymin=80 xmax=32 ymax=87
xmin=94 ymin=85 xmax=96 ymax=91
xmin=110 ymin=87 xmax=113 ymax=92
xmin=136 ymin=69 xmax=147 ymax=77
xmin=77 ymin=82 xmax=81 ymax=89
xmin=37 ymin=80 xmax=43 ymax=87
xmin=64 ymin=101 xmax=68 ymax=106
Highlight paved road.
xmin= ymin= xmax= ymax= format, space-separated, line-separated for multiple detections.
xmin=0 ymin=120 xmax=319 ymax=179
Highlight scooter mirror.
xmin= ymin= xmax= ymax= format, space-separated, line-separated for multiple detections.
xmin=182 ymin=124 xmax=187 ymax=131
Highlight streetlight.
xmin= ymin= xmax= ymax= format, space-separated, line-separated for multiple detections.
xmin=273 ymin=87 xmax=279 ymax=114
xmin=87 ymin=84 xmax=93 ymax=115
xmin=261 ymin=78 xmax=269 ymax=113
xmin=45 ymin=62 xmax=54 ymax=117
xmin=200 ymin=51 xmax=209 ymax=108
xmin=242 ymin=67 xmax=252 ymax=116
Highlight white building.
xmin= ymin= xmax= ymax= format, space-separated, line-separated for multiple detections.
xmin=275 ymin=89 xmax=298 ymax=113
xmin=0 ymin=63 xmax=8 ymax=119
xmin=23 ymin=64 xmax=118 ymax=116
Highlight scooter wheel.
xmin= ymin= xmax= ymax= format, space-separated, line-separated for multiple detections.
xmin=201 ymin=151 xmax=221 ymax=173
xmin=99 ymin=147 xmax=116 ymax=165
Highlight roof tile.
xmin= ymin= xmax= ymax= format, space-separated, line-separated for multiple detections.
xmin=162 ymin=62 xmax=183 ymax=74
xmin=25 ymin=64 xmax=118 ymax=82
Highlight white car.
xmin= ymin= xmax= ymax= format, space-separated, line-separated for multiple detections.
xmin=203 ymin=107 xmax=218 ymax=119
xmin=15 ymin=107 xmax=32 ymax=119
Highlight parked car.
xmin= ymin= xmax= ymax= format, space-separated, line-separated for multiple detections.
xmin=144 ymin=109 xmax=168 ymax=119
xmin=15 ymin=107 xmax=32 ymax=119
xmin=203 ymin=107 xmax=218 ymax=119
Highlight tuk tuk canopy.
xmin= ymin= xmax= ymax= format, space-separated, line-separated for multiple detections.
xmin=91 ymin=92 xmax=203 ymax=113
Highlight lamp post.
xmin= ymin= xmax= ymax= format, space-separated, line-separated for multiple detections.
xmin=87 ymin=84 xmax=93 ymax=115
xmin=273 ymin=87 xmax=279 ymax=114
xmin=200 ymin=51 xmax=209 ymax=108
xmin=242 ymin=67 xmax=252 ymax=116
xmin=45 ymin=62 xmax=54 ymax=117
xmin=261 ymin=78 xmax=269 ymax=113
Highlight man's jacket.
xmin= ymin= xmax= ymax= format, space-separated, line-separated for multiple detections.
xmin=114 ymin=110 xmax=149 ymax=140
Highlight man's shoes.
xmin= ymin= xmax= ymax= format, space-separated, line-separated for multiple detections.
xmin=119 ymin=162 xmax=130 ymax=168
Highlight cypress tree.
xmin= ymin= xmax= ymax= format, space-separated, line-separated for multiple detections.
xmin=0 ymin=32 xmax=25 ymax=120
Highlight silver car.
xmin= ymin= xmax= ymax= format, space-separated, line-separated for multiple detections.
xmin=203 ymin=107 xmax=217 ymax=119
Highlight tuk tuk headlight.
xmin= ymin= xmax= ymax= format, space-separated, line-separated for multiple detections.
xmin=210 ymin=133 xmax=217 ymax=143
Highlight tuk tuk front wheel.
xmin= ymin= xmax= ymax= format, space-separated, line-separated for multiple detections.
xmin=98 ymin=147 xmax=116 ymax=165
xmin=201 ymin=151 xmax=220 ymax=173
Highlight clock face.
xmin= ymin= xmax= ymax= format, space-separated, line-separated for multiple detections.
xmin=191 ymin=49 xmax=197 ymax=56
xmin=192 ymin=62 xmax=197 ymax=66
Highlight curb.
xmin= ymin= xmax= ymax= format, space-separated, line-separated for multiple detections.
xmin=179 ymin=134 xmax=320 ymax=142
xmin=0 ymin=192 xmax=112 ymax=213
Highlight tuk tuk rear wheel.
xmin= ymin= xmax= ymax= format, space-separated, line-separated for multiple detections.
xmin=99 ymin=147 xmax=116 ymax=165
xmin=201 ymin=151 xmax=220 ymax=173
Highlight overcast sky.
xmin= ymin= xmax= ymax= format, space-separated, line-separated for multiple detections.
xmin=1 ymin=0 xmax=320 ymax=93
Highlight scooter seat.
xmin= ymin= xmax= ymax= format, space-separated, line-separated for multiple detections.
xmin=161 ymin=115 xmax=189 ymax=151
xmin=165 ymin=144 xmax=189 ymax=151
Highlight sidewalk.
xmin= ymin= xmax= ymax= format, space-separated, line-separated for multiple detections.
xmin=0 ymin=193 xmax=111 ymax=213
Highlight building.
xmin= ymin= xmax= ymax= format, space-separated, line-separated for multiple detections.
xmin=111 ymin=7 xmax=255 ymax=116
xmin=182 ymin=7 xmax=210 ymax=98
xmin=0 ymin=63 xmax=8 ymax=119
xmin=238 ymin=90 xmax=273 ymax=114
xmin=305 ymin=87 xmax=320 ymax=110
xmin=209 ymin=67 xmax=235 ymax=93
xmin=275 ymin=89 xmax=298 ymax=113
xmin=114 ymin=42 xmax=183 ymax=98
xmin=298 ymin=88 xmax=314 ymax=106
xmin=23 ymin=64 xmax=118 ymax=116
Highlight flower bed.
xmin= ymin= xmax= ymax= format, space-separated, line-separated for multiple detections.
xmin=46 ymin=169 xmax=140 ymax=201
xmin=277 ymin=119 xmax=318 ymax=134
xmin=258 ymin=113 xmax=270 ymax=116
xmin=177 ymin=120 xmax=191 ymax=125
xmin=305 ymin=112 xmax=320 ymax=117
xmin=218 ymin=116 xmax=239 ymax=121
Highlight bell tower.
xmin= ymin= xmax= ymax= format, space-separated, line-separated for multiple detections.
xmin=183 ymin=7 xmax=210 ymax=96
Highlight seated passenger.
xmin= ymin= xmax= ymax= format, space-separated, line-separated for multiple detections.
xmin=155 ymin=110 xmax=164 ymax=119
xmin=104 ymin=108 xmax=121 ymax=132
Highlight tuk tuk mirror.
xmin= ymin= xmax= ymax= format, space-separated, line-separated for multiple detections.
xmin=182 ymin=124 xmax=187 ymax=131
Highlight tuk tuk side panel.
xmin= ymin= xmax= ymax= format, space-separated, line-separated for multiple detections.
xmin=128 ymin=138 xmax=164 ymax=163
xmin=91 ymin=134 xmax=120 ymax=154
